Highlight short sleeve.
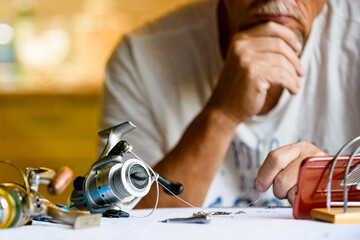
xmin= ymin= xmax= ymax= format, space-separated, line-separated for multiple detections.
xmin=99 ymin=36 xmax=164 ymax=167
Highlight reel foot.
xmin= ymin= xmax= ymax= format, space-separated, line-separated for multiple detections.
xmin=103 ymin=209 xmax=129 ymax=218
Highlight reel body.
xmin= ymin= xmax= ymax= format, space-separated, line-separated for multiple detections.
xmin=70 ymin=157 xmax=153 ymax=216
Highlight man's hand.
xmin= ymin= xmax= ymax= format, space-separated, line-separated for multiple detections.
xmin=207 ymin=22 xmax=304 ymax=124
xmin=255 ymin=142 xmax=328 ymax=205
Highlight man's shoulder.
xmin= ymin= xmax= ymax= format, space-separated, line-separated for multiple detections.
xmin=128 ymin=0 xmax=217 ymax=40
xmin=110 ymin=0 xmax=218 ymax=61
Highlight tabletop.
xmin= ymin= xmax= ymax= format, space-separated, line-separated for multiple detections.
xmin=1 ymin=207 xmax=360 ymax=240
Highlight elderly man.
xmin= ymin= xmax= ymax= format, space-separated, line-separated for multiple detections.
xmin=101 ymin=0 xmax=360 ymax=208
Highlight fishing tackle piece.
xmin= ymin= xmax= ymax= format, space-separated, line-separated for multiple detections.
xmin=0 ymin=162 xmax=100 ymax=229
xmin=68 ymin=121 xmax=183 ymax=218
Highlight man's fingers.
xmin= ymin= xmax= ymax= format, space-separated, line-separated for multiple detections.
xmin=240 ymin=51 xmax=300 ymax=95
xmin=287 ymin=185 xmax=298 ymax=205
xmin=255 ymin=53 xmax=300 ymax=94
xmin=238 ymin=21 xmax=303 ymax=55
xmin=255 ymin=142 xmax=328 ymax=208
xmin=255 ymin=142 xmax=327 ymax=192
xmin=272 ymin=158 xmax=302 ymax=199
xmin=269 ymin=66 xmax=299 ymax=95
xmin=243 ymin=37 xmax=304 ymax=76
xmin=255 ymin=143 xmax=302 ymax=192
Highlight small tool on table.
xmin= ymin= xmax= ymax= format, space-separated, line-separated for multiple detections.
xmin=160 ymin=213 xmax=210 ymax=224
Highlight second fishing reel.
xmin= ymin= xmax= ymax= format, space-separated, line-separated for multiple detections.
xmin=0 ymin=162 xmax=100 ymax=229
xmin=69 ymin=121 xmax=183 ymax=217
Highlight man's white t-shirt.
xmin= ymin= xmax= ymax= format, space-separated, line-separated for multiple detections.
xmin=101 ymin=0 xmax=360 ymax=207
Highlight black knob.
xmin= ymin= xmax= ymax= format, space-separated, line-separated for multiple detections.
xmin=157 ymin=175 xmax=183 ymax=196
xmin=73 ymin=176 xmax=85 ymax=191
xmin=108 ymin=140 xmax=129 ymax=156
xmin=129 ymin=164 xmax=150 ymax=189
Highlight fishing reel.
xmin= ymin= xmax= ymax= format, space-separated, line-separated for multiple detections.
xmin=69 ymin=121 xmax=183 ymax=218
xmin=0 ymin=162 xmax=100 ymax=229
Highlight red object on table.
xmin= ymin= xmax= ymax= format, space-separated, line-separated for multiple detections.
xmin=293 ymin=156 xmax=360 ymax=219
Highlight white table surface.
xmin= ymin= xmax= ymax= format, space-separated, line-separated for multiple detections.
xmin=1 ymin=207 xmax=360 ymax=240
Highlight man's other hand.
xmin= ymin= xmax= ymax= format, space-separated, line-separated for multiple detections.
xmin=255 ymin=142 xmax=327 ymax=205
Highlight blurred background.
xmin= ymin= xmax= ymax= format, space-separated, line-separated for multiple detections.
xmin=0 ymin=0 xmax=196 ymax=204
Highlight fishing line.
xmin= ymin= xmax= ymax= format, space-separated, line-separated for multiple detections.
xmin=0 ymin=159 xmax=30 ymax=194
xmin=128 ymin=151 xmax=263 ymax=217
xmin=130 ymin=151 xmax=200 ymax=210
xmin=157 ymin=180 xmax=199 ymax=209
xmin=126 ymin=151 xmax=160 ymax=218
xmin=237 ymin=185 xmax=263 ymax=208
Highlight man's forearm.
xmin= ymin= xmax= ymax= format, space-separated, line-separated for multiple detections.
xmin=138 ymin=106 xmax=237 ymax=208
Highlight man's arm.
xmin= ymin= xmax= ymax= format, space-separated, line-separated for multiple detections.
xmin=138 ymin=22 xmax=304 ymax=208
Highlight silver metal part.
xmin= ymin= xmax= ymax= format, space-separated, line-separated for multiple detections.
xmin=98 ymin=121 xmax=136 ymax=159
xmin=161 ymin=213 xmax=210 ymax=224
xmin=0 ymin=195 xmax=9 ymax=223
xmin=26 ymin=168 xmax=55 ymax=192
xmin=122 ymin=158 xmax=151 ymax=197
xmin=342 ymin=145 xmax=360 ymax=212
xmin=84 ymin=158 xmax=151 ymax=213
xmin=341 ymin=164 xmax=360 ymax=187
xmin=44 ymin=201 xmax=101 ymax=229
xmin=326 ymin=136 xmax=360 ymax=213
xmin=25 ymin=192 xmax=46 ymax=217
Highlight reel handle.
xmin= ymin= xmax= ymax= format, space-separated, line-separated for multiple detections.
xmin=48 ymin=166 xmax=74 ymax=195
xmin=157 ymin=175 xmax=183 ymax=196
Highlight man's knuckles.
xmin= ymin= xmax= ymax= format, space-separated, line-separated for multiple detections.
xmin=294 ymin=142 xmax=328 ymax=157
xmin=233 ymin=38 xmax=248 ymax=53
xmin=266 ymin=149 xmax=288 ymax=169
